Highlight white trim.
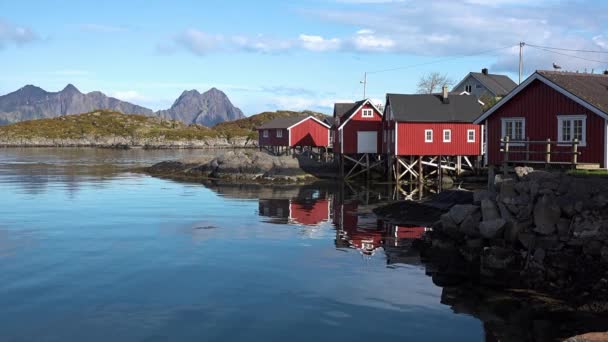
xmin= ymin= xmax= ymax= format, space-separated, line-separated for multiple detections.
xmin=500 ymin=117 xmax=526 ymax=146
xmin=263 ymin=129 xmax=269 ymax=138
xmin=362 ymin=108 xmax=373 ymax=118
xmin=395 ymin=122 xmax=398 ymax=155
xmin=276 ymin=129 xmax=283 ymax=138
xmin=557 ymin=115 xmax=587 ymax=147
xmin=424 ymin=129 xmax=433 ymax=143
xmin=483 ymin=120 xmax=488 ymax=165
xmin=474 ymin=72 xmax=608 ymax=124
xmin=443 ymin=129 xmax=452 ymax=143
xmin=337 ymin=99 xmax=383 ymax=130
xmin=286 ymin=116 xmax=331 ymax=130
xmin=467 ymin=129 xmax=476 ymax=143
xmin=605 ymin=119 xmax=608 ymax=169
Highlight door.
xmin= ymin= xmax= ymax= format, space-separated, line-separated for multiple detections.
xmin=357 ymin=131 xmax=377 ymax=153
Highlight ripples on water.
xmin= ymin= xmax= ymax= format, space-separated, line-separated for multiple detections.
xmin=0 ymin=148 xmax=486 ymax=341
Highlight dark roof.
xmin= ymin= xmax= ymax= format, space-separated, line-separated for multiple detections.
xmin=387 ymin=93 xmax=482 ymax=122
xmin=257 ymin=116 xmax=308 ymax=129
xmin=323 ymin=117 xmax=335 ymax=126
xmin=538 ymin=70 xmax=608 ymax=113
xmin=469 ymin=72 xmax=517 ymax=96
xmin=333 ymin=101 xmax=361 ymax=120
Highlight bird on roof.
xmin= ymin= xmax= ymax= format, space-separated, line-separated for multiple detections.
xmin=553 ymin=63 xmax=562 ymax=70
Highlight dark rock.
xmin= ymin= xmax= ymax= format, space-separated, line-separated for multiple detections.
xmin=448 ymin=204 xmax=479 ymax=225
xmin=482 ymin=246 xmax=518 ymax=270
xmin=518 ymin=232 xmax=536 ymax=250
xmin=505 ymin=219 xmax=533 ymax=243
xmin=557 ymin=218 xmax=571 ymax=237
xmin=481 ymin=199 xmax=501 ymax=221
xmin=479 ymin=219 xmax=507 ymax=239
xmin=533 ymin=248 xmax=546 ymax=263
xmin=584 ymin=240 xmax=603 ymax=256
xmin=473 ymin=190 xmax=494 ymax=204
xmin=533 ymin=194 xmax=561 ymax=235
xmin=459 ymin=209 xmax=482 ymax=238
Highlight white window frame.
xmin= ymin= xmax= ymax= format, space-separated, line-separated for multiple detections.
xmin=362 ymin=109 xmax=373 ymax=118
xmin=557 ymin=115 xmax=586 ymax=146
xmin=425 ymin=129 xmax=433 ymax=143
xmin=501 ymin=117 xmax=526 ymax=146
xmin=276 ymin=129 xmax=283 ymax=138
xmin=467 ymin=129 xmax=475 ymax=143
xmin=263 ymin=130 xmax=268 ymax=138
xmin=443 ymin=129 xmax=452 ymax=143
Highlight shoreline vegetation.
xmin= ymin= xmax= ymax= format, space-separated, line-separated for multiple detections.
xmin=0 ymin=109 xmax=328 ymax=148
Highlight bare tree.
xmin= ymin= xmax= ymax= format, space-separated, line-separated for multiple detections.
xmin=416 ymin=72 xmax=454 ymax=94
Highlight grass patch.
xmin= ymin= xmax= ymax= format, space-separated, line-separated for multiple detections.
xmin=567 ymin=169 xmax=608 ymax=177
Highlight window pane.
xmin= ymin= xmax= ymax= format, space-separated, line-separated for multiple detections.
xmin=574 ymin=120 xmax=583 ymax=141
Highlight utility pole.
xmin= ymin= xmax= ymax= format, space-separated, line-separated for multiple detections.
xmin=360 ymin=72 xmax=367 ymax=99
xmin=519 ymin=42 xmax=525 ymax=85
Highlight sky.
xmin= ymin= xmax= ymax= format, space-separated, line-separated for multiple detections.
xmin=0 ymin=0 xmax=607 ymax=115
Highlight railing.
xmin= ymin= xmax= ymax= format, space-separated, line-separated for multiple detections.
xmin=499 ymin=136 xmax=581 ymax=169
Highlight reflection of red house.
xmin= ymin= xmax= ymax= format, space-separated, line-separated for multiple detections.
xmin=290 ymin=199 xmax=330 ymax=226
xmin=259 ymin=198 xmax=330 ymax=226
xmin=384 ymin=224 xmax=429 ymax=246
xmin=257 ymin=116 xmax=330 ymax=148
xmin=332 ymin=200 xmax=386 ymax=255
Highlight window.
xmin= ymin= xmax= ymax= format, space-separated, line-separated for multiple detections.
xmin=558 ymin=115 xmax=586 ymax=146
xmin=425 ymin=129 xmax=433 ymax=143
xmin=362 ymin=109 xmax=373 ymax=118
xmin=476 ymin=84 xmax=483 ymax=89
xmin=443 ymin=129 xmax=452 ymax=143
xmin=263 ymin=130 xmax=268 ymax=138
xmin=501 ymin=118 xmax=525 ymax=143
xmin=465 ymin=84 xmax=472 ymax=92
xmin=467 ymin=129 xmax=476 ymax=142
xmin=276 ymin=129 xmax=283 ymax=138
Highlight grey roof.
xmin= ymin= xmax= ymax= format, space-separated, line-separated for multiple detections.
xmin=323 ymin=116 xmax=335 ymax=126
xmin=333 ymin=100 xmax=365 ymax=120
xmin=469 ymin=72 xmax=517 ymax=96
xmin=257 ymin=116 xmax=308 ymax=129
xmin=538 ymin=70 xmax=608 ymax=114
xmin=387 ymin=93 xmax=482 ymax=122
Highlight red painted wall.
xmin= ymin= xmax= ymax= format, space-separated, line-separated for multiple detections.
xmin=338 ymin=103 xmax=383 ymax=154
xmin=290 ymin=199 xmax=329 ymax=225
xmin=258 ymin=128 xmax=289 ymax=146
xmin=395 ymin=122 xmax=481 ymax=156
xmin=486 ymin=80 xmax=606 ymax=167
xmin=289 ymin=118 xmax=329 ymax=147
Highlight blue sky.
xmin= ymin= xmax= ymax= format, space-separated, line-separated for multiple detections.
xmin=1 ymin=0 xmax=607 ymax=115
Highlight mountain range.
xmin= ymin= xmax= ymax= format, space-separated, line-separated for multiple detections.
xmin=0 ymin=84 xmax=245 ymax=126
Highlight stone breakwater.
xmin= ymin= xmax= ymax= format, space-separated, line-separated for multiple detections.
xmin=425 ymin=168 xmax=608 ymax=305
xmin=145 ymin=150 xmax=337 ymax=183
xmin=0 ymin=136 xmax=254 ymax=148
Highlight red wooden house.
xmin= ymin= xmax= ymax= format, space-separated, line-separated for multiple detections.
xmin=383 ymin=87 xmax=483 ymax=181
xmin=474 ymin=70 xmax=608 ymax=169
xmin=333 ymin=99 xmax=383 ymax=155
xmin=257 ymin=116 xmax=330 ymax=154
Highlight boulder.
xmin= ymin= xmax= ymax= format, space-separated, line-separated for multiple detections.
xmin=459 ymin=210 xmax=482 ymax=238
xmin=482 ymin=246 xmax=518 ymax=270
xmin=533 ymin=194 xmax=561 ymax=235
xmin=481 ymin=199 xmax=501 ymax=221
xmin=440 ymin=213 xmax=459 ymax=237
xmin=518 ymin=232 xmax=536 ymax=250
xmin=479 ymin=219 xmax=507 ymax=239
xmin=505 ymin=219 xmax=533 ymax=243
xmin=514 ymin=166 xmax=533 ymax=178
xmin=473 ymin=190 xmax=494 ymax=204
xmin=448 ymin=204 xmax=479 ymax=225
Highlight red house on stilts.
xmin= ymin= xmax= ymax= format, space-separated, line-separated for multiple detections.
xmin=475 ymin=70 xmax=608 ymax=169
xmin=332 ymin=99 xmax=384 ymax=178
xmin=257 ymin=116 xmax=330 ymax=155
xmin=383 ymin=87 xmax=483 ymax=182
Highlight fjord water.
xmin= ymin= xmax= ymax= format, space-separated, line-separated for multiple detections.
xmin=0 ymin=148 xmax=482 ymax=341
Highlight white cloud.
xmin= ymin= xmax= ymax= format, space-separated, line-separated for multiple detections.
xmin=176 ymin=29 xmax=224 ymax=55
xmin=298 ymin=34 xmax=341 ymax=52
xmin=351 ymin=30 xmax=395 ymax=52
xmin=0 ymin=18 xmax=38 ymax=48
xmin=110 ymin=90 xmax=149 ymax=103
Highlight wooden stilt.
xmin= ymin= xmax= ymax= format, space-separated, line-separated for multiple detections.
xmin=418 ymin=156 xmax=423 ymax=183
xmin=456 ymin=156 xmax=462 ymax=175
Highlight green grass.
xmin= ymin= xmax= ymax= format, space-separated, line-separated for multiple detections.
xmin=0 ymin=109 xmax=329 ymax=142
xmin=567 ymin=169 xmax=608 ymax=177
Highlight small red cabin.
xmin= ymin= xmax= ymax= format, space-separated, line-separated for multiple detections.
xmin=257 ymin=116 xmax=330 ymax=150
xmin=383 ymin=90 xmax=483 ymax=156
xmin=475 ymin=71 xmax=608 ymax=169
xmin=333 ymin=99 xmax=383 ymax=155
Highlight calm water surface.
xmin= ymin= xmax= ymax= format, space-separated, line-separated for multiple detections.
xmin=0 ymin=148 xmax=483 ymax=341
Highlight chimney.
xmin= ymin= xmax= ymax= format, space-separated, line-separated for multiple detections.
xmin=482 ymin=68 xmax=489 ymax=75
xmin=604 ymin=70 xmax=608 ymax=75
xmin=442 ymin=85 xmax=449 ymax=104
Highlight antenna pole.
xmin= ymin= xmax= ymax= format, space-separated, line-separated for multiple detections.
xmin=361 ymin=72 xmax=367 ymax=99
xmin=519 ymin=42 xmax=525 ymax=85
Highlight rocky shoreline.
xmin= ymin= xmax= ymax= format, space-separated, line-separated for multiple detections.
xmin=145 ymin=150 xmax=338 ymax=183
xmin=401 ymin=168 xmax=608 ymax=308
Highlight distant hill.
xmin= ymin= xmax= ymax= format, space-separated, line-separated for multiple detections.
xmin=157 ymin=88 xmax=245 ymax=126
xmin=213 ymin=110 xmax=329 ymax=139
xmin=0 ymin=84 xmax=154 ymax=125
xmin=0 ymin=109 xmax=329 ymax=145
xmin=0 ymin=85 xmax=245 ymax=127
